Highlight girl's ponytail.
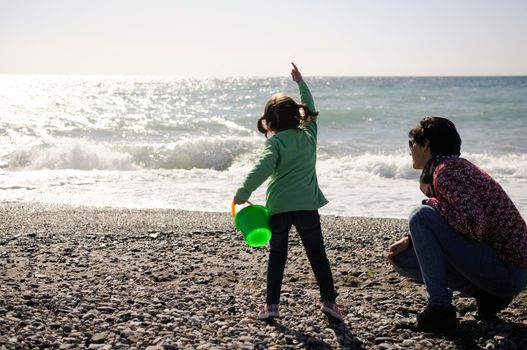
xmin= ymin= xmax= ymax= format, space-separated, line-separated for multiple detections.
xmin=298 ymin=103 xmax=319 ymax=123
xmin=257 ymin=115 xmax=269 ymax=137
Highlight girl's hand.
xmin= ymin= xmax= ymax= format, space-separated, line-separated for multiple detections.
xmin=387 ymin=236 xmax=411 ymax=267
xmin=291 ymin=62 xmax=303 ymax=83
xmin=233 ymin=196 xmax=246 ymax=205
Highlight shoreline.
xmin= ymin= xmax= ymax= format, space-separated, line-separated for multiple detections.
xmin=0 ymin=201 xmax=409 ymax=220
xmin=1 ymin=203 xmax=526 ymax=349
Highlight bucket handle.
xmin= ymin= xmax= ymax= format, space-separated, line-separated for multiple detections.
xmin=231 ymin=200 xmax=253 ymax=217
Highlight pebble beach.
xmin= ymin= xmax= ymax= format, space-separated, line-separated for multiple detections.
xmin=1 ymin=203 xmax=526 ymax=350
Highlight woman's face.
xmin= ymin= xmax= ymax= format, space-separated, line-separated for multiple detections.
xmin=409 ymin=139 xmax=432 ymax=169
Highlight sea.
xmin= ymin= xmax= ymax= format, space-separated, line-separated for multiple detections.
xmin=1 ymin=75 xmax=526 ymax=219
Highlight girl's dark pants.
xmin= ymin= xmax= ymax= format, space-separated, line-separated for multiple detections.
xmin=266 ymin=210 xmax=337 ymax=304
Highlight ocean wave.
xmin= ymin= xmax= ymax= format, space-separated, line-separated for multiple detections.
xmin=464 ymin=153 xmax=527 ymax=179
xmin=318 ymin=153 xmax=417 ymax=180
xmin=4 ymin=137 xmax=260 ymax=171
xmin=317 ymin=152 xmax=527 ymax=181
xmin=7 ymin=140 xmax=139 ymax=171
xmin=4 ymin=138 xmax=527 ymax=180
xmin=128 ymin=137 xmax=258 ymax=171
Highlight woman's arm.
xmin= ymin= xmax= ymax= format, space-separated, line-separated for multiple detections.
xmin=425 ymin=162 xmax=488 ymax=240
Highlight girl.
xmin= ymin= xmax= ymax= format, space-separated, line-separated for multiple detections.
xmin=233 ymin=63 xmax=343 ymax=323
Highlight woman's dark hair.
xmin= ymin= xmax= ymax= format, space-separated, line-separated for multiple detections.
xmin=409 ymin=116 xmax=461 ymax=156
xmin=257 ymin=93 xmax=318 ymax=137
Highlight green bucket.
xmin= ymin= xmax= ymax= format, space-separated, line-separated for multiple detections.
xmin=231 ymin=202 xmax=272 ymax=248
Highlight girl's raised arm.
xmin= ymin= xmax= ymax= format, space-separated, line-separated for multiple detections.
xmin=291 ymin=62 xmax=303 ymax=83
xmin=291 ymin=62 xmax=315 ymax=113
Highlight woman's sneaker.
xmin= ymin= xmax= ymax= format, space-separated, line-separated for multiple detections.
xmin=257 ymin=304 xmax=279 ymax=321
xmin=415 ymin=304 xmax=456 ymax=331
xmin=321 ymin=301 xmax=344 ymax=323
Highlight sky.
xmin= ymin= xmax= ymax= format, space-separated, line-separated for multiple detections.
xmin=1 ymin=0 xmax=526 ymax=77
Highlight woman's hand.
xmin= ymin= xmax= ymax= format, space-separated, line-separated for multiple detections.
xmin=233 ymin=196 xmax=246 ymax=205
xmin=291 ymin=62 xmax=303 ymax=83
xmin=387 ymin=236 xmax=411 ymax=267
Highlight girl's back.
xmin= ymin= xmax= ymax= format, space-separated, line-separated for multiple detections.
xmin=236 ymin=81 xmax=327 ymax=215
xmin=266 ymin=124 xmax=325 ymax=215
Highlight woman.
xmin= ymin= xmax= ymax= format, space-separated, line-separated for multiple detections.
xmin=388 ymin=116 xmax=527 ymax=331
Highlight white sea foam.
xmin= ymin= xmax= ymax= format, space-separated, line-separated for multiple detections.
xmin=317 ymin=153 xmax=416 ymax=180
xmin=464 ymin=153 xmax=527 ymax=179
xmin=6 ymin=137 xmax=260 ymax=171
xmin=5 ymin=138 xmax=527 ymax=183
xmin=317 ymin=152 xmax=527 ymax=182
xmin=2 ymin=164 xmax=525 ymax=219
xmin=7 ymin=140 xmax=139 ymax=170
xmin=151 ymin=137 xmax=257 ymax=171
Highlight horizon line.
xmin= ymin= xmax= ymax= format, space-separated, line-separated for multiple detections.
xmin=1 ymin=73 xmax=526 ymax=79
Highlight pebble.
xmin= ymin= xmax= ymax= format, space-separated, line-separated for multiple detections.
xmin=402 ymin=339 xmax=415 ymax=346
xmin=1 ymin=203 xmax=526 ymax=350
xmin=91 ymin=332 xmax=108 ymax=343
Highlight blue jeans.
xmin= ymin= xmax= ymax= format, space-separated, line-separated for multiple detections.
xmin=393 ymin=205 xmax=527 ymax=306
xmin=266 ymin=210 xmax=337 ymax=304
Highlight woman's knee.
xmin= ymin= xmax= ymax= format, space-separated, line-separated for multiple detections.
xmin=391 ymin=248 xmax=423 ymax=281
xmin=408 ymin=205 xmax=441 ymax=235
xmin=409 ymin=205 xmax=438 ymax=223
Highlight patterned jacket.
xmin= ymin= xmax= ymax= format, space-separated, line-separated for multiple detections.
xmin=425 ymin=157 xmax=527 ymax=268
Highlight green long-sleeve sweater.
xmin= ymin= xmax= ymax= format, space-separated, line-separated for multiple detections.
xmin=235 ymin=81 xmax=328 ymax=215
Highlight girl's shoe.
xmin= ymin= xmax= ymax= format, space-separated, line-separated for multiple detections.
xmin=321 ymin=301 xmax=344 ymax=323
xmin=257 ymin=304 xmax=279 ymax=320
